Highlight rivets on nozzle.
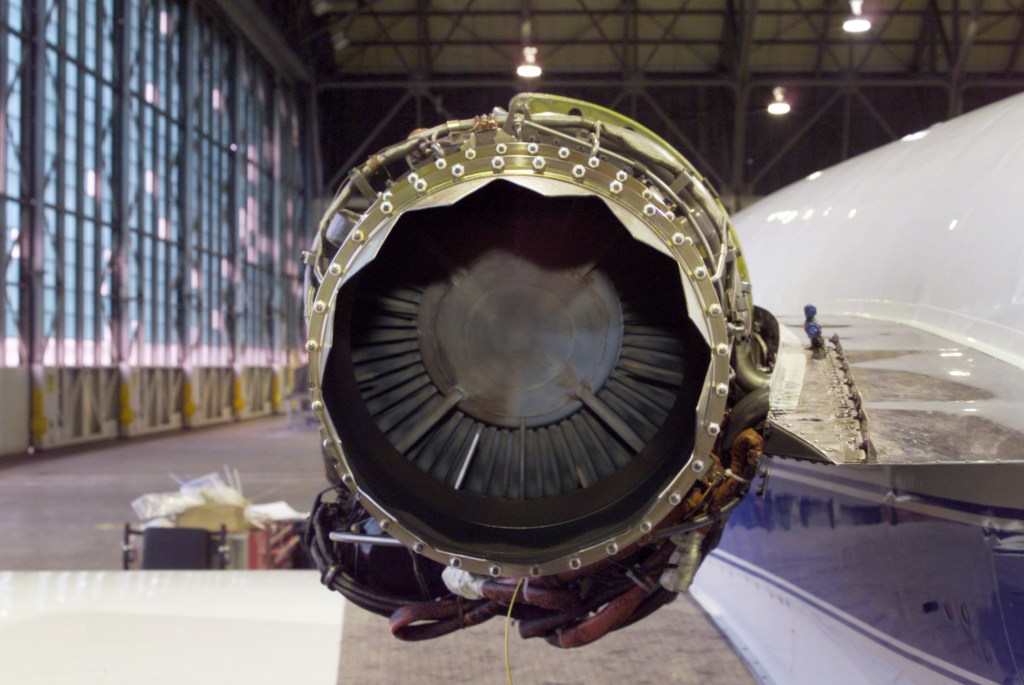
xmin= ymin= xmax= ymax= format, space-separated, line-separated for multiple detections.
xmin=495 ymin=143 xmax=508 ymax=154
xmin=341 ymin=473 xmax=353 ymax=485
xmin=413 ymin=542 xmax=425 ymax=553
xmin=450 ymin=557 xmax=462 ymax=569
xmin=351 ymin=230 xmax=365 ymax=243
xmin=305 ymin=340 xmax=318 ymax=352
xmin=606 ymin=542 xmax=619 ymax=555
xmin=615 ymin=170 xmax=628 ymax=182
xmin=434 ymin=158 xmax=447 ymax=170
xmin=558 ymin=147 xmax=570 ymax=159
xmin=328 ymin=263 xmax=342 ymax=276
xmin=669 ymin=492 xmax=682 ymax=506
xmin=694 ymin=266 xmax=708 ymax=280
xmin=643 ymin=203 xmax=657 ymax=217
xmin=707 ymin=423 xmax=721 ymax=437
xmin=716 ymin=343 xmax=730 ymax=356
xmin=451 ymin=163 xmax=465 ymax=178
xmin=380 ymin=201 xmax=394 ymax=215
xmin=715 ymin=383 xmax=729 ymax=397
xmin=671 ymin=232 xmax=686 ymax=246
xmin=609 ymin=180 xmax=623 ymax=194
xmin=313 ymin=300 xmax=327 ymax=314
xmin=709 ymin=304 xmax=723 ymax=317
xmin=569 ymin=557 xmax=582 ymax=570
xmin=413 ymin=178 xmax=428 ymax=192
xmin=588 ymin=156 xmax=600 ymax=168
xmin=640 ymin=520 xmax=653 ymax=534
xmin=693 ymin=459 xmax=706 ymax=473
xmin=465 ymin=149 xmax=477 ymax=160
xmin=532 ymin=156 xmax=546 ymax=171
xmin=310 ymin=400 xmax=324 ymax=412
xmin=572 ymin=164 xmax=586 ymax=179
xmin=379 ymin=519 xmax=390 ymax=531
xmin=491 ymin=157 xmax=505 ymax=171
xmin=489 ymin=565 xmax=502 ymax=577
xmin=527 ymin=142 xmax=539 ymax=154
xmin=530 ymin=565 xmax=542 ymax=577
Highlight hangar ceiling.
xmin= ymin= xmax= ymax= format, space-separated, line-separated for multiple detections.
xmin=266 ymin=0 xmax=1024 ymax=206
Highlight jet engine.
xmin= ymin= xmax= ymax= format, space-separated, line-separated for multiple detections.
xmin=303 ymin=94 xmax=775 ymax=647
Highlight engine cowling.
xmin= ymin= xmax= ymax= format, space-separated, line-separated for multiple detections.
xmin=304 ymin=94 xmax=772 ymax=644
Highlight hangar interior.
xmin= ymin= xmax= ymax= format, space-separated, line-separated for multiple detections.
xmin=2 ymin=0 xmax=1023 ymax=458
xmin=0 ymin=1 xmax=1022 ymax=683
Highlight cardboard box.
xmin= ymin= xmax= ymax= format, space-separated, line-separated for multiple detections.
xmin=177 ymin=503 xmax=248 ymax=533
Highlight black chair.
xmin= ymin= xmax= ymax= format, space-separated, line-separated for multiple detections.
xmin=123 ymin=524 xmax=230 ymax=569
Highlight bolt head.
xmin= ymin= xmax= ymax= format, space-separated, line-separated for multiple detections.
xmin=715 ymin=383 xmax=729 ymax=397
xmin=434 ymin=158 xmax=447 ymax=169
xmin=495 ymin=143 xmax=508 ymax=154
xmin=707 ymin=423 xmax=721 ymax=436
xmin=414 ymin=178 xmax=428 ymax=192
xmin=380 ymin=201 xmax=394 ymax=215
xmin=491 ymin=157 xmax=505 ymax=170
xmin=451 ymin=163 xmax=465 ymax=177
xmin=709 ymin=304 xmax=723 ymax=317
xmin=610 ymin=180 xmax=623 ymax=194
xmin=351 ymin=230 xmax=365 ymax=243
xmin=310 ymin=400 xmax=324 ymax=412
xmin=643 ymin=203 xmax=657 ymax=216
xmin=588 ymin=156 xmax=600 ymax=168
xmin=530 ymin=565 xmax=542 ymax=577
xmin=569 ymin=557 xmax=582 ymax=570
xmin=313 ymin=300 xmax=327 ymax=314
xmin=558 ymin=147 xmax=570 ymax=159
xmin=413 ymin=542 xmax=425 ymax=553
xmin=328 ymin=263 xmax=342 ymax=276
xmin=489 ymin=565 xmax=502 ymax=577
xmin=305 ymin=340 xmax=318 ymax=352
xmin=379 ymin=519 xmax=390 ymax=531
xmin=693 ymin=459 xmax=706 ymax=472
xmin=669 ymin=492 xmax=682 ymax=506
xmin=532 ymin=156 xmax=546 ymax=170
xmin=606 ymin=542 xmax=619 ymax=555
xmin=450 ymin=557 xmax=462 ymax=568
xmin=341 ymin=473 xmax=353 ymax=485
xmin=572 ymin=164 xmax=586 ymax=179
xmin=640 ymin=520 xmax=653 ymax=533
xmin=465 ymin=148 xmax=477 ymax=159
xmin=322 ymin=438 xmax=332 ymax=450
xmin=616 ymin=170 xmax=628 ymax=182
xmin=527 ymin=142 xmax=539 ymax=154
xmin=671 ymin=232 xmax=686 ymax=246
xmin=716 ymin=343 xmax=730 ymax=356
xmin=694 ymin=266 xmax=708 ymax=280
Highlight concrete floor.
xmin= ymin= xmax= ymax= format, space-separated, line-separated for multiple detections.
xmin=0 ymin=415 xmax=758 ymax=684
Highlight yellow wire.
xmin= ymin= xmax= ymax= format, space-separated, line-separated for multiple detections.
xmin=504 ymin=577 xmax=525 ymax=685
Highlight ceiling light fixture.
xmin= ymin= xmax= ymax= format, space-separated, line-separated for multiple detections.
xmin=843 ymin=0 xmax=871 ymax=33
xmin=517 ymin=46 xmax=542 ymax=78
xmin=767 ymin=87 xmax=791 ymax=115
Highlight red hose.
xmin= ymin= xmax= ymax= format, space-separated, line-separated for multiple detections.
xmin=390 ymin=598 xmax=502 ymax=641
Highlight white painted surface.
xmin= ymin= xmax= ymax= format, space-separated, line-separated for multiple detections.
xmin=691 ymin=553 xmax=997 ymax=685
xmin=0 ymin=366 xmax=28 ymax=455
xmin=0 ymin=571 xmax=343 ymax=685
xmin=734 ymin=92 xmax=1024 ymax=368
